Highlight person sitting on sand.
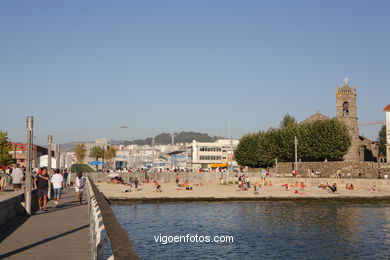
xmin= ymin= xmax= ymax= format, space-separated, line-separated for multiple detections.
xmin=268 ymin=181 xmax=272 ymax=186
xmin=282 ymin=184 xmax=290 ymax=191
xmin=300 ymin=182 xmax=305 ymax=190
xmin=154 ymin=181 xmax=162 ymax=192
xmin=184 ymin=180 xmax=193 ymax=191
xmin=241 ymin=182 xmax=248 ymax=191
xmin=369 ymin=185 xmax=377 ymax=192
xmin=254 ymin=182 xmax=260 ymax=195
xmin=346 ymin=183 xmax=355 ymax=190
xmin=328 ymin=183 xmax=337 ymax=193
xmin=319 ymin=182 xmax=329 ymax=190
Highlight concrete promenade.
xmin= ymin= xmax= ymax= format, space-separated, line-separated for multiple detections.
xmin=0 ymin=188 xmax=90 ymax=260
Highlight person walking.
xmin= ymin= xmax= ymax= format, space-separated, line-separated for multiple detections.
xmin=62 ymin=168 xmax=69 ymax=188
xmin=11 ymin=164 xmax=24 ymax=191
xmin=0 ymin=169 xmax=7 ymax=191
xmin=34 ymin=168 xmax=49 ymax=211
xmin=51 ymin=169 xmax=64 ymax=206
xmin=74 ymin=172 xmax=85 ymax=206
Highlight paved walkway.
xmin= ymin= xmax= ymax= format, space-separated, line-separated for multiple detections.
xmin=0 ymin=188 xmax=90 ymax=260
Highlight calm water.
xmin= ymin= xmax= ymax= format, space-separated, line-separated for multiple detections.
xmin=112 ymin=203 xmax=390 ymax=260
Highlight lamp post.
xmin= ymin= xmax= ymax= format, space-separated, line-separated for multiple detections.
xmin=47 ymin=135 xmax=52 ymax=199
xmin=102 ymin=146 xmax=105 ymax=172
xmin=48 ymin=135 xmax=52 ymax=171
xmin=376 ymin=144 xmax=381 ymax=179
xmin=294 ymin=136 xmax=298 ymax=174
xmin=25 ymin=116 xmax=33 ymax=215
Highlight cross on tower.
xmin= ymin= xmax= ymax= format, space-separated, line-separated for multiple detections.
xmin=343 ymin=76 xmax=350 ymax=85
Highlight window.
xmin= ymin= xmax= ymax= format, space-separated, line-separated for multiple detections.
xmin=200 ymin=147 xmax=222 ymax=152
xmin=199 ymin=155 xmax=221 ymax=161
xmin=343 ymin=101 xmax=349 ymax=116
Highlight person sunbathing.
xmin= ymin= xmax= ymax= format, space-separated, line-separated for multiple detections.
xmin=369 ymin=185 xmax=377 ymax=192
xmin=184 ymin=180 xmax=193 ymax=191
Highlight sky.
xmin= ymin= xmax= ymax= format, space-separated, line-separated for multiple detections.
xmin=0 ymin=0 xmax=389 ymax=145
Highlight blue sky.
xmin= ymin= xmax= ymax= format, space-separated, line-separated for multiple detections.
xmin=1 ymin=0 xmax=389 ymax=144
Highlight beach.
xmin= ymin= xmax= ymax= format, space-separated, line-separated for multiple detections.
xmin=96 ymin=177 xmax=390 ymax=202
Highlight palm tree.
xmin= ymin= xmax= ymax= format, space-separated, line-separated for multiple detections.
xmin=89 ymin=146 xmax=103 ymax=160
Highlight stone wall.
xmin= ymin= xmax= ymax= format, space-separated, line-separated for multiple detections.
xmin=76 ymin=171 xmax=263 ymax=184
xmin=0 ymin=190 xmax=38 ymax=227
xmin=275 ymin=161 xmax=390 ymax=178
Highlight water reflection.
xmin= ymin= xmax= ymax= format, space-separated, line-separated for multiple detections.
xmin=112 ymin=203 xmax=390 ymax=259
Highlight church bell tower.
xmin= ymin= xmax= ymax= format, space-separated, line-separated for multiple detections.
xmin=336 ymin=77 xmax=360 ymax=162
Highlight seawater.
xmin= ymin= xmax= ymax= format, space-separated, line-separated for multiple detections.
xmin=111 ymin=203 xmax=390 ymax=260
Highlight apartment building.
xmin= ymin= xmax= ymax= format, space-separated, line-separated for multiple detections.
xmin=186 ymin=139 xmax=239 ymax=170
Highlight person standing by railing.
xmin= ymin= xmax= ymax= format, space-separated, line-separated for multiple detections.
xmin=74 ymin=172 xmax=85 ymax=206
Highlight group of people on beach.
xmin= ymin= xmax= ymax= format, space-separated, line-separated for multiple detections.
xmin=238 ymin=175 xmax=250 ymax=190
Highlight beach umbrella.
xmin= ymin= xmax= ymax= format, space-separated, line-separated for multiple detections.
xmin=88 ymin=160 xmax=106 ymax=166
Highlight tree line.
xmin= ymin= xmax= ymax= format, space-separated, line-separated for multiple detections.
xmin=74 ymin=144 xmax=116 ymax=168
xmin=235 ymin=114 xmax=352 ymax=168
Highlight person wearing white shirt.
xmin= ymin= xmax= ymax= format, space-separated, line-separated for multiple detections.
xmin=51 ymin=169 xmax=64 ymax=206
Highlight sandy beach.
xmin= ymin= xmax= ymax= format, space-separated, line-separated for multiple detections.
xmin=96 ymin=177 xmax=390 ymax=202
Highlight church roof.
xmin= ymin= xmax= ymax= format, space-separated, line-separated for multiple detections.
xmin=300 ymin=112 xmax=329 ymax=124
xmin=383 ymin=104 xmax=390 ymax=112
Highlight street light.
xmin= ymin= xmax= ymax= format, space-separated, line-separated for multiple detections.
xmin=294 ymin=136 xmax=298 ymax=174
xmin=25 ymin=116 xmax=33 ymax=215
xmin=376 ymin=144 xmax=381 ymax=179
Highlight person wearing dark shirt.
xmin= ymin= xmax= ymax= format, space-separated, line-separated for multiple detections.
xmin=34 ymin=167 xmax=49 ymax=211
xmin=328 ymin=183 xmax=337 ymax=193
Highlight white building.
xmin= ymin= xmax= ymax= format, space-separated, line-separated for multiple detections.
xmin=39 ymin=155 xmax=58 ymax=168
xmin=186 ymin=139 xmax=239 ymax=170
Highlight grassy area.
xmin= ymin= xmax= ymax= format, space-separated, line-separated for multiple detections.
xmin=71 ymin=164 xmax=95 ymax=173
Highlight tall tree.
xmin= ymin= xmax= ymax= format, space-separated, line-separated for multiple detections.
xmin=89 ymin=146 xmax=103 ymax=160
xmin=378 ymin=125 xmax=386 ymax=158
xmin=234 ymin=116 xmax=351 ymax=168
xmin=74 ymin=144 xmax=87 ymax=164
xmin=235 ymin=133 xmax=260 ymax=168
xmin=279 ymin=113 xmax=297 ymax=128
xmin=0 ymin=131 xmax=13 ymax=166
xmin=104 ymin=147 xmax=117 ymax=169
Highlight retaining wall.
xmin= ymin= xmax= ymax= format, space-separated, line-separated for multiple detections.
xmin=275 ymin=161 xmax=390 ymax=178
xmin=0 ymin=190 xmax=38 ymax=227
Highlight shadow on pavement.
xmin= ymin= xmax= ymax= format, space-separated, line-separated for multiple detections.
xmin=0 ymin=224 xmax=89 ymax=258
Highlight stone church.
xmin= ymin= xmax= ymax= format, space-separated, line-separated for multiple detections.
xmin=301 ymin=77 xmax=378 ymax=162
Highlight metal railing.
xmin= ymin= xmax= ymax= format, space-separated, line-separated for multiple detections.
xmin=86 ymin=177 xmax=139 ymax=260
xmin=86 ymin=177 xmax=106 ymax=259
